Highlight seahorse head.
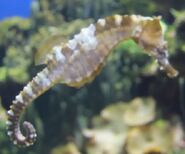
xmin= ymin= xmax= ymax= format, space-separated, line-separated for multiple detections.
xmin=134 ymin=17 xmax=178 ymax=77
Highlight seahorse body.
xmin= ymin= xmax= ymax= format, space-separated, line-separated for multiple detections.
xmin=6 ymin=14 xmax=178 ymax=147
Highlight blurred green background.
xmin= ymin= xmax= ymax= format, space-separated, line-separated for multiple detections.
xmin=0 ymin=0 xmax=185 ymax=153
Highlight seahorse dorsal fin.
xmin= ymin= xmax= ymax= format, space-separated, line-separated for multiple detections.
xmin=34 ymin=34 xmax=67 ymax=65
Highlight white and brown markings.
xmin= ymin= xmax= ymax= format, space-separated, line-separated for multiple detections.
xmin=6 ymin=14 xmax=178 ymax=147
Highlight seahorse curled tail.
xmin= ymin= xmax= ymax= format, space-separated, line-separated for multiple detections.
xmin=6 ymin=66 xmax=60 ymax=147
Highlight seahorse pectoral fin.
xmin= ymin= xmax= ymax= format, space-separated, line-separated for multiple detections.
xmin=35 ymin=34 xmax=67 ymax=65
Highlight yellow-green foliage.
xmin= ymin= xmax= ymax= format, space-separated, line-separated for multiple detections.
xmin=0 ymin=17 xmax=31 ymax=45
xmin=51 ymin=143 xmax=81 ymax=154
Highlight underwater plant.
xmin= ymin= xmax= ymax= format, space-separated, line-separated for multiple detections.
xmin=6 ymin=14 xmax=178 ymax=147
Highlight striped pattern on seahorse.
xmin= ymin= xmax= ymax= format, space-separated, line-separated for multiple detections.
xmin=6 ymin=67 xmax=53 ymax=147
xmin=6 ymin=14 xmax=178 ymax=147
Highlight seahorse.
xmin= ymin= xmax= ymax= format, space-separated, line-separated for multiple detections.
xmin=6 ymin=14 xmax=178 ymax=147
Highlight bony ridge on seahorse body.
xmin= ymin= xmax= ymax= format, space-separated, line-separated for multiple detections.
xmin=6 ymin=14 xmax=178 ymax=147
